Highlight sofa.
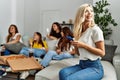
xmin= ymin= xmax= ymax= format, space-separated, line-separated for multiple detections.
xmin=34 ymin=39 xmax=120 ymax=80
xmin=35 ymin=56 xmax=120 ymax=80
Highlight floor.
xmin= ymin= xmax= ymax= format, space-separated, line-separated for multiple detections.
xmin=0 ymin=72 xmax=35 ymax=80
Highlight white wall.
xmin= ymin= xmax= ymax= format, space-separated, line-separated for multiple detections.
xmin=0 ymin=0 xmax=24 ymax=43
xmin=23 ymin=0 xmax=91 ymax=36
xmin=40 ymin=0 xmax=84 ymax=22
xmin=24 ymin=0 xmax=40 ymax=37
xmin=1 ymin=0 xmax=90 ymax=43
xmin=0 ymin=0 xmax=12 ymax=43
xmin=108 ymin=0 xmax=120 ymax=53
xmin=39 ymin=0 xmax=91 ymax=35
xmin=93 ymin=0 xmax=120 ymax=53
xmin=84 ymin=0 xmax=93 ymax=4
xmin=16 ymin=0 xmax=25 ymax=35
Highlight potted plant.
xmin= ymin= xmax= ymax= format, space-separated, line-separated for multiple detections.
xmin=93 ymin=0 xmax=117 ymax=39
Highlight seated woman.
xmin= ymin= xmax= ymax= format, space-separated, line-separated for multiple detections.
xmin=20 ymin=32 xmax=48 ymax=58
xmin=0 ymin=24 xmax=23 ymax=77
xmin=19 ymin=32 xmax=48 ymax=79
xmin=40 ymin=27 xmax=77 ymax=68
xmin=47 ymin=22 xmax=62 ymax=40
xmin=1 ymin=24 xmax=23 ymax=55
xmin=59 ymin=4 xmax=105 ymax=80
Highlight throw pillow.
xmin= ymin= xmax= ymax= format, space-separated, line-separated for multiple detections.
xmin=3 ymin=42 xmax=26 ymax=54
xmin=102 ymin=45 xmax=117 ymax=63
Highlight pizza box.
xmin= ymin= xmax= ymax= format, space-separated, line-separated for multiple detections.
xmin=7 ymin=57 xmax=42 ymax=72
xmin=0 ymin=55 xmax=26 ymax=65
xmin=0 ymin=55 xmax=42 ymax=72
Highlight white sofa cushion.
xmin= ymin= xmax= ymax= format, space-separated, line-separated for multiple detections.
xmin=101 ymin=61 xmax=117 ymax=80
xmin=35 ymin=58 xmax=117 ymax=80
xmin=46 ymin=38 xmax=58 ymax=51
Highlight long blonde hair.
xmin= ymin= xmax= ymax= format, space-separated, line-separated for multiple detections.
xmin=73 ymin=4 xmax=95 ymax=40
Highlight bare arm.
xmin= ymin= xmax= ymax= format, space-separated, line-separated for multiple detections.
xmin=71 ymin=41 xmax=105 ymax=57
xmin=6 ymin=35 xmax=21 ymax=44
xmin=47 ymin=34 xmax=58 ymax=40
xmin=29 ymin=39 xmax=33 ymax=48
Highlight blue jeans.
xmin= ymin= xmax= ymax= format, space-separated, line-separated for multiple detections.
xmin=59 ymin=59 xmax=104 ymax=80
xmin=40 ymin=50 xmax=74 ymax=67
xmin=3 ymin=49 xmax=11 ymax=55
xmin=19 ymin=47 xmax=46 ymax=58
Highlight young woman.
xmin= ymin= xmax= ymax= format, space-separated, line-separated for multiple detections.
xmin=19 ymin=32 xmax=48 ymax=79
xmin=40 ymin=27 xmax=76 ymax=68
xmin=2 ymin=24 xmax=23 ymax=55
xmin=0 ymin=24 xmax=22 ymax=76
xmin=47 ymin=22 xmax=62 ymax=40
xmin=59 ymin=4 xmax=105 ymax=80
xmin=20 ymin=32 xmax=48 ymax=58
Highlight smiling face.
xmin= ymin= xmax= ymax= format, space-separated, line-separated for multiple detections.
xmin=52 ymin=24 xmax=59 ymax=31
xmin=84 ymin=6 xmax=94 ymax=22
xmin=8 ymin=24 xmax=18 ymax=35
xmin=33 ymin=33 xmax=39 ymax=41
xmin=73 ymin=4 xmax=95 ymax=40
xmin=9 ymin=26 xmax=16 ymax=34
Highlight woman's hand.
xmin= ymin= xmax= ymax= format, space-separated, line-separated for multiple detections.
xmin=40 ymin=47 xmax=48 ymax=53
xmin=2 ymin=46 xmax=5 ymax=50
xmin=71 ymin=41 xmax=105 ymax=57
xmin=56 ymin=49 xmax=61 ymax=54
xmin=46 ymin=34 xmax=49 ymax=38
xmin=29 ymin=39 xmax=33 ymax=48
xmin=29 ymin=42 xmax=33 ymax=48
xmin=71 ymin=41 xmax=85 ymax=48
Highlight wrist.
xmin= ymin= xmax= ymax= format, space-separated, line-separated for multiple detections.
xmin=83 ymin=43 xmax=89 ymax=50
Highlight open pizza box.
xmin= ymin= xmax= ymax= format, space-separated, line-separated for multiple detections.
xmin=0 ymin=55 xmax=42 ymax=72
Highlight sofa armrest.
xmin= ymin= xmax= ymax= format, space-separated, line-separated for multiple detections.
xmin=113 ymin=54 xmax=120 ymax=80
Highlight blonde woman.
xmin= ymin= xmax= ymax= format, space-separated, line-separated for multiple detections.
xmin=59 ymin=4 xmax=105 ymax=80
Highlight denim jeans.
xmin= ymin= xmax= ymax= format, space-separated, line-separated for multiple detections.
xmin=19 ymin=47 xmax=46 ymax=58
xmin=40 ymin=50 xmax=74 ymax=67
xmin=3 ymin=49 xmax=11 ymax=55
xmin=59 ymin=59 xmax=104 ymax=80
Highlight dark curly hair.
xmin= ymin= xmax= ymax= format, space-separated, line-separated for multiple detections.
xmin=57 ymin=27 xmax=73 ymax=51
xmin=49 ymin=22 xmax=62 ymax=38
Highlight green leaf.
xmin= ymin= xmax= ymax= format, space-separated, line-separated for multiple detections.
xmin=93 ymin=0 xmax=118 ymax=39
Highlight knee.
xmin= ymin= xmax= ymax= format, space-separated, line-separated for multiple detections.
xmin=59 ymin=68 xmax=72 ymax=80
xmin=59 ymin=68 xmax=67 ymax=76
xmin=65 ymin=74 xmax=80 ymax=80
xmin=66 ymin=74 xmax=91 ymax=80
xmin=59 ymin=69 xmax=65 ymax=80
xmin=20 ymin=50 xmax=25 ymax=54
xmin=20 ymin=50 xmax=29 ymax=56
xmin=63 ymin=53 xmax=73 ymax=58
xmin=47 ymin=51 xmax=56 ymax=55
xmin=59 ymin=69 xmax=63 ymax=76
xmin=37 ymin=50 xmax=46 ymax=55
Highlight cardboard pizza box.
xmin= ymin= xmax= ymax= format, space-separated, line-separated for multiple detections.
xmin=0 ymin=55 xmax=42 ymax=72
xmin=7 ymin=57 xmax=42 ymax=72
xmin=0 ymin=55 xmax=26 ymax=65
xmin=0 ymin=60 xmax=7 ymax=65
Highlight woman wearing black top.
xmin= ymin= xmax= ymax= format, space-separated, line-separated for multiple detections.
xmin=47 ymin=22 xmax=62 ymax=40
